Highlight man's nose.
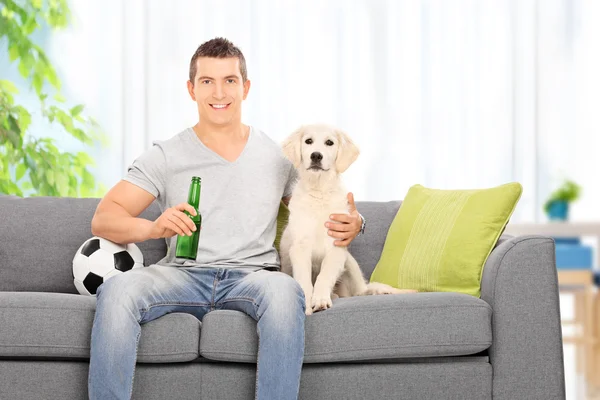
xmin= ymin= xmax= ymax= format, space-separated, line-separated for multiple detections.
xmin=213 ymin=83 xmax=225 ymax=99
xmin=310 ymin=152 xmax=323 ymax=162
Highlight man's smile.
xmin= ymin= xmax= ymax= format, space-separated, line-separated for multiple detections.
xmin=210 ymin=103 xmax=231 ymax=110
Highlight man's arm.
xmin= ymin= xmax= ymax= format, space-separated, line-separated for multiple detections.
xmin=282 ymin=196 xmax=291 ymax=206
xmin=91 ymin=180 xmax=197 ymax=244
xmin=91 ymin=181 xmax=158 ymax=244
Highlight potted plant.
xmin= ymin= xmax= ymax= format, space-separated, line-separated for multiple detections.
xmin=544 ymin=179 xmax=581 ymax=221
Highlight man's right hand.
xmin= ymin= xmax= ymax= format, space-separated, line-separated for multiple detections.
xmin=149 ymin=202 xmax=198 ymax=239
xmin=92 ymin=181 xmax=199 ymax=245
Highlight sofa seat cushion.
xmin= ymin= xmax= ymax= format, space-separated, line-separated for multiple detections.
xmin=0 ymin=292 xmax=200 ymax=363
xmin=200 ymin=292 xmax=492 ymax=363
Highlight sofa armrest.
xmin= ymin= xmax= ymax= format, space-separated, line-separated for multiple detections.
xmin=481 ymin=235 xmax=565 ymax=400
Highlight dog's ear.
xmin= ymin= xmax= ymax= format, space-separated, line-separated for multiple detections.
xmin=282 ymin=126 xmax=304 ymax=168
xmin=335 ymin=129 xmax=360 ymax=173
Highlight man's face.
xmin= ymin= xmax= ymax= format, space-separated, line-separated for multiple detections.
xmin=187 ymin=57 xmax=251 ymax=127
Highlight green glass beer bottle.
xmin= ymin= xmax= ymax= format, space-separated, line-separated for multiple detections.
xmin=175 ymin=176 xmax=202 ymax=260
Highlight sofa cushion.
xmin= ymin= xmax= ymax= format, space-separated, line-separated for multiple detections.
xmin=370 ymin=183 xmax=522 ymax=297
xmin=0 ymin=196 xmax=167 ymax=293
xmin=0 ymin=292 xmax=200 ymax=362
xmin=199 ymin=292 xmax=492 ymax=363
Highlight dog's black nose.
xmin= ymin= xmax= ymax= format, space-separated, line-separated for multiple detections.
xmin=310 ymin=152 xmax=323 ymax=162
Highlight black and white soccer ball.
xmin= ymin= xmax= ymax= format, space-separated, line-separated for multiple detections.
xmin=72 ymin=236 xmax=145 ymax=296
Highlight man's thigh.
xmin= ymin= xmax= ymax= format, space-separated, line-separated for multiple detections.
xmin=99 ymin=264 xmax=218 ymax=323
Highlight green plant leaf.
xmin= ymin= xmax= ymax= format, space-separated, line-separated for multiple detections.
xmin=0 ymin=79 xmax=19 ymax=94
xmin=15 ymin=164 xmax=27 ymax=181
xmin=45 ymin=169 xmax=55 ymax=186
xmin=23 ymin=16 xmax=39 ymax=36
xmin=82 ymin=168 xmax=95 ymax=187
xmin=6 ymin=116 xmax=22 ymax=147
xmin=18 ymin=60 xmax=30 ymax=78
xmin=7 ymin=180 xmax=24 ymax=197
xmin=32 ymin=72 xmax=44 ymax=95
xmin=16 ymin=106 xmax=31 ymax=131
xmin=76 ymin=151 xmax=94 ymax=165
xmin=46 ymin=66 xmax=60 ymax=89
xmin=53 ymin=93 xmax=66 ymax=102
xmin=70 ymin=104 xmax=84 ymax=117
xmin=55 ymin=172 xmax=69 ymax=195
xmin=8 ymin=45 xmax=20 ymax=62
xmin=5 ymin=1 xmax=27 ymax=22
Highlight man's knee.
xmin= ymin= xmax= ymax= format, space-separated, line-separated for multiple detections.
xmin=262 ymin=272 xmax=306 ymax=313
xmin=96 ymin=268 xmax=150 ymax=308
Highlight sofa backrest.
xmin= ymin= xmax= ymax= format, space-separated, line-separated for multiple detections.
xmin=0 ymin=196 xmax=401 ymax=293
xmin=0 ymin=196 xmax=166 ymax=293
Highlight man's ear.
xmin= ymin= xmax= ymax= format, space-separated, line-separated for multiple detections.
xmin=187 ymin=80 xmax=196 ymax=101
xmin=282 ymin=126 xmax=305 ymax=168
xmin=242 ymin=79 xmax=251 ymax=100
xmin=335 ymin=129 xmax=360 ymax=173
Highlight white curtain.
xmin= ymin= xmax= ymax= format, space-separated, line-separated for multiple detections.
xmin=48 ymin=0 xmax=600 ymax=222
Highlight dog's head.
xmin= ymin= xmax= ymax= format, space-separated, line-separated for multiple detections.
xmin=282 ymin=124 xmax=359 ymax=175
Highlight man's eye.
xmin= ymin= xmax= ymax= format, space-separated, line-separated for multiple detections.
xmin=305 ymin=138 xmax=313 ymax=145
xmin=226 ymin=79 xmax=235 ymax=84
xmin=201 ymin=80 xmax=211 ymax=84
xmin=325 ymin=140 xmax=334 ymax=146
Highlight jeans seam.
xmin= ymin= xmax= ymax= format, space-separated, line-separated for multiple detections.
xmin=139 ymin=301 xmax=211 ymax=314
xmin=211 ymin=271 xmax=220 ymax=311
xmin=219 ymin=296 xmax=260 ymax=318
xmin=129 ymin=328 xmax=141 ymax=399
xmin=255 ymin=326 xmax=260 ymax=400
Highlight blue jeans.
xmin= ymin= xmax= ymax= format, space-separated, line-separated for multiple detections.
xmin=88 ymin=265 xmax=306 ymax=400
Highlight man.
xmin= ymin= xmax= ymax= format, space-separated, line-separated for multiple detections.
xmin=88 ymin=37 xmax=364 ymax=400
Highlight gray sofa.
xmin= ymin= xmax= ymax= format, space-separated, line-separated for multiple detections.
xmin=0 ymin=196 xmax=565 ymax=399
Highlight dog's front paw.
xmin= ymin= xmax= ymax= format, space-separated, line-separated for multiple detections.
xmin=305 ymin=298 xmax=313 ymax=316
xmin=311 ymin=293 xmax=332 ymax=312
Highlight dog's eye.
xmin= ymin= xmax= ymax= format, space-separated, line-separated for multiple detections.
xmin=305 ymin=138 xmax=313 ymax=145
xmin=325 ymin=140 xmax=334 ymax=146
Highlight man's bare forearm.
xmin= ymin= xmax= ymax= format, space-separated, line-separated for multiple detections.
xmin=91 ymin=212 xmax=154 ymax=244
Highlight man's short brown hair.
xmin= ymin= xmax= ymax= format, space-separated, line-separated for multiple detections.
xmin=189 ymin=37 xmax=248 ymax=84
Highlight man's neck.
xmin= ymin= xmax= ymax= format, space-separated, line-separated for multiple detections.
xmin=193 ymin=121 xmax=248 ymax=143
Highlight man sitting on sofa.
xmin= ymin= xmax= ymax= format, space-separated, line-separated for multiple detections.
xmin=88 ymin=37 xmax=364 ymax=400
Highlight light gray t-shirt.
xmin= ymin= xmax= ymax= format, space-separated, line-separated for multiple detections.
xmin=123 ymin=126 xmax=297 ymax=270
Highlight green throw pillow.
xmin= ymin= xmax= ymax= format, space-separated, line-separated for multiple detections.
xmin=370 ymin=182 xmax=522 ymax=297
xmin=274 ymin=200 xmax=290 ymax=253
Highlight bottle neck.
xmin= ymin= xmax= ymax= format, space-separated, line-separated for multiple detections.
xmin=187 ymin=181 xmax=201 ymax=221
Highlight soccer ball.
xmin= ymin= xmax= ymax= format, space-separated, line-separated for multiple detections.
xmin=72 ymin=236 xmax=145 ymax=296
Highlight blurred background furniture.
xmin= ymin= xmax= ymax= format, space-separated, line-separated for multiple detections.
xmin=505 ymin=222 xmax=600 ymax=394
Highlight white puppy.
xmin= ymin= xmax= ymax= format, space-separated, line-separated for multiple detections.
xmin=280 ymin=124 xmax=415 ymax=316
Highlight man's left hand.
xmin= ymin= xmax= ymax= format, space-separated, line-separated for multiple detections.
xmin=326 ymin=192 xmax=362 ymax=247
